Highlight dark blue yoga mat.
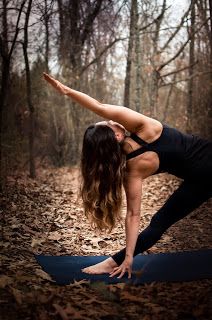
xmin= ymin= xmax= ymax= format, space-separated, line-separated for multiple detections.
xmin=35 ymin=249 xmax=212 ymax=285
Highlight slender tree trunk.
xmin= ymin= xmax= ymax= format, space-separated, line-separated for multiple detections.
xmin=0 ymin=60 xmax=10 ymax=192
xmin=209 ymin=0 xmax=212 ymax=57
xmin=209 ymin=0 xmax=212 ymax=104
xmin=135 ymin=1 xmax=142 ymax=112
xmin=163 ymin=73 xmax=176 ymax=122
xmin=124 ymin=0 xmax=137 ymax=108
xmin=57 ymin=0 xmax=66 ymax=64
xmin=44 ymin=0 xmax=50 ymax=72
xmin=23 ymin=0 xmax=35 ymax=178
xmin=149 ymin=70 xmax=159 ymax=117
xmin=150 ymin=0 xmax=166 ymax=117
xmin=0 ymin=0 xmax=9 ymax=191
xmin=187 ymin=0 xmax=196 ymax=133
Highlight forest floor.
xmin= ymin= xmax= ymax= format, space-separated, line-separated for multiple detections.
xmin=0 ymin=165 xmax=212 ymax=320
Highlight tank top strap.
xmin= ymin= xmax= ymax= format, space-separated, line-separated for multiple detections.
xmin=130 ymin=133 xmax=148 ymax=146
xmin=126 ymin=146 xmax=149 ymax=160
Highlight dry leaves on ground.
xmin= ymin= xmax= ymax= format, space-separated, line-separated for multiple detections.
xmin=0 ymin=166 xmax=211 ymax=320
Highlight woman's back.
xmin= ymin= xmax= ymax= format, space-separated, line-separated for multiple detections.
xmin=127 ymin=124 xmax=212 ymax=183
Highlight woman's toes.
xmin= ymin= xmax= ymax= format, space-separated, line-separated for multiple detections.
xmin=82 ymin=267 xmax=94 ymax=274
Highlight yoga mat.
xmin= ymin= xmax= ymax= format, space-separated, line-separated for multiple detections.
xmin=35 ymin=249 xmax=212 ymax=285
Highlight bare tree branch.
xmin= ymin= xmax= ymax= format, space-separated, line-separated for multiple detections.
xmin=160 ymin=1 xmax=193 ymax=52
xmin=81 ymin=0 xmax=103 ymax=46
xmin=157 ymin=17 xmax=210 ymax=72
xmin=138 ymin=4 xmax=170 ymax=35
xmin=160 ymin=70 xmax=212 ymax=87
xmin=80 ymin=37 xmax=125 ymax=75
xmin=152 ymin=0 xmax=167 ymax=53
xmin=161 ymin=61 xmax=198 ymax=78
xmin=8 ymin=0 xmax=27 ymax=60
xmin=196 ymin=0 xmax=211 ymax=40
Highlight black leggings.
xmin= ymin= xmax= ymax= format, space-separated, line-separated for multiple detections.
xmin=112 ymin=180 xmax=212 ymax=265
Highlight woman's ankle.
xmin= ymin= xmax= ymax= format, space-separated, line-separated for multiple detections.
xmin=108 ymin=257 xmax=118 ymax=268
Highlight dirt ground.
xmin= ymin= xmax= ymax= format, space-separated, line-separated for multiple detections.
xmin=0 ymin=166 xmax=211 ymax=320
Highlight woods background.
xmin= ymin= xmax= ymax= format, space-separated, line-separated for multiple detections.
xmin=1 ymin=2 xmax=212 ymax=318
xmin=0 ymin=0 xmax=212 ymax=186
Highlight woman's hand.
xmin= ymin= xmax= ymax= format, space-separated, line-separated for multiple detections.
xmin=109 ymin=256 xmax=133 ymax=279
xmin=43 ymin=72 xmax=70 ymax=95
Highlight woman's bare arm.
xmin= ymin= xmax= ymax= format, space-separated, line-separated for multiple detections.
xmin=110 ymin=168 xmax=143 ymax=279
xmin=43 ymin=72 xmax=151 ymax=132
xmin=124 ymin=171 xmax=142 ymax=257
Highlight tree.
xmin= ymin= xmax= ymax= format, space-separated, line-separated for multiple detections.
xmin=187 ymin=0 xmax=196 ymax=133
xmin=55 ymin=0 xmax=125 ymax=163
xmin=124 ymin=0 xmax=137 ymax=108
xmin=0 ymin=0 xmax=26 ymax=190
xmin=22 ymin=0 xmax=35 ymax=178
xmin=124 ymin=0 xmax=210 ymax=135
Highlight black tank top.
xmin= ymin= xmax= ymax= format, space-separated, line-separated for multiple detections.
xmin=126 ymin=124 xmax=212 ymax=183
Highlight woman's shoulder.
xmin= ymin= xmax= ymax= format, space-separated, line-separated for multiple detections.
xmin=125 ymin=154 xmax=159 ymax=180
xmin=135 ymin=118 xmax=163 ymax=144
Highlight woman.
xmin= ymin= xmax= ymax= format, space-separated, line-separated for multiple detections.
xmin=43 ymin=72 xmax=212 ymax=279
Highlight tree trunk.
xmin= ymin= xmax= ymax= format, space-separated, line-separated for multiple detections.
xmin=0 ymin=0 xmax=9 ymax=191
xmin=163 ymin=73 xmax=176 ymax=122
xmin=209 ymin=0 xmax=212 ymax=115
xmin=187 ymin=0 xmax=196 ymax=133
xmin=150 ymin=0 xmax=166 ymax=117
xmin=0 ymin=0 xmax=25 ymax=190
xmin=23 ymin=0 xmax=35 ymax=178
xmin=0 ymin=60 xmax=10 ymax=192
xmin=149 ymin=70 xmax=159 ymax=117
xmin=57 ymin=0 xmax=66 ymax=64
xmin=135 ymin=1 xmax=142 ymax=112
xmin=124 ymin=0 xmax=137 ymax=108
xmin=44 ymin=0 xmax=50 ymax=72
xmin=208 ymin=0 xmax=212 ymax=137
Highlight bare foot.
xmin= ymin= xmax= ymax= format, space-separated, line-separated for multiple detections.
xmin=82 ymin=257 xmax=118 ymax=275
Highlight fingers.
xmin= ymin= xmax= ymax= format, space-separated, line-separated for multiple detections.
xmin=109 ymin=267 xmax=121 ymax=277
xmin=109 ymin=266 xmax=132 ymax=279
xmin=43 ymin=72 xmax=53 ymax=79
xmin=43 ymin=73 xmax=69 ymax=96
xmin=128 ymin=269 xmax=132 ymax=279
xmin=117 ymin=269 xmax=126 ymax=279
xmin=43 ymin=73 xmax=63 ymax=91
xmin=119 ymin=268 xmax=131 ymax=279
xmin=43 ymin=72 xmax=52 ymax=80
xmin=43 ymin=72 xmax=57 ymax=84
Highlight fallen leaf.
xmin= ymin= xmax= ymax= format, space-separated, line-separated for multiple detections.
xmin=31 ymin=238 xmax=45 ymax=247
xmin=48 ymin=231 xmax=62 ymax=241
xmin=11 ymin=287 xmax=23 ymax=304
xmin=0 ymin=275 xmax=13 ymax=288
xmin=35 ymin=269 xmax=55 ymax=282
xmin=53 ymin=304 xmax=69 ymax=320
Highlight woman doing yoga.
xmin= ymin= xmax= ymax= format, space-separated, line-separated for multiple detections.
xmin=43 ymin=72 xmax=212 ymax=279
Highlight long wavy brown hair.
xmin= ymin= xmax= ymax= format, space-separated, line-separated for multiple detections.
xmin=80 ymin=124 xmax=126 ymax=232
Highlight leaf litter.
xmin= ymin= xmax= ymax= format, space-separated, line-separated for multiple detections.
xmin=0 ymin=166 xmax=211 ymax=320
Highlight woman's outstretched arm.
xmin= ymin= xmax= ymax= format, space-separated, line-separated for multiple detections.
xmin=43 ymin=72 xmax=152 ymax=132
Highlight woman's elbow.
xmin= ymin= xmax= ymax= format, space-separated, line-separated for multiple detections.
xmin=126 ymin=210 xmax=140 ymax=219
